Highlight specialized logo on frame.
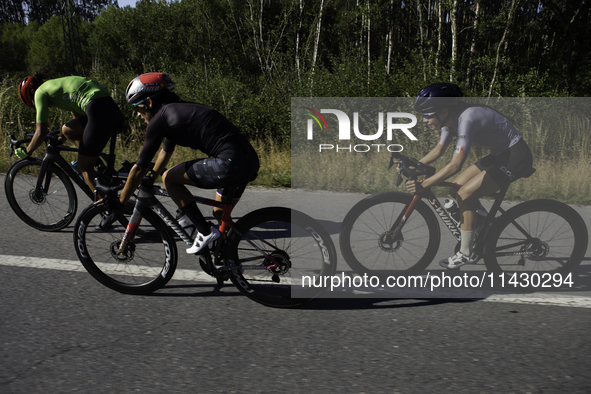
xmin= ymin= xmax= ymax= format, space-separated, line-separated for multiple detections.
xmin=302 ymin=107 xmax=418 ymax=153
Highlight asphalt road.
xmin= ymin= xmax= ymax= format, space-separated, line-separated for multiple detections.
xmin=1 ymin=175 xmax=590 ymax=393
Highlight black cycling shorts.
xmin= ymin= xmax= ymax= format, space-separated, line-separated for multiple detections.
xmin=78 ymin=97 xmax=125 ymax=157
xmin=475 ymin=138 xmax=533 ymax=188
xmin=184 ymin=134 xmax=260 ymax=200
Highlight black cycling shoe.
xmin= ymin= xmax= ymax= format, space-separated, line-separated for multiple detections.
xmin=96 ymin=211 xmax=118 ymax=231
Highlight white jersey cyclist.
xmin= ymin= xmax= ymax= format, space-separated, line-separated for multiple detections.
xmin=440 ymin=106 xmax=521 ymax=156
xmin=408 ymin=83 xmax=534 ymax=270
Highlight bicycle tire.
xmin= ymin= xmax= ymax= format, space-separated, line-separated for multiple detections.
xmin=5 ymin=158 xmax=77 ymax=231
xmin=483 ymin=199 xmax=588 ymax=290
xmin=73 ymin=202 xmax=178 ymax=295
xmin=225 ymin=207 xmax=337 ymax=308
xmin=339 ymin=191 xmax=441 ymax=278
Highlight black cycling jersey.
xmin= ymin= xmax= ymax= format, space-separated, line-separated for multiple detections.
xmin=136 ymin=102 xmax=259 ymax=198
xmin=136 ymin=103 xmax=242 ymax=168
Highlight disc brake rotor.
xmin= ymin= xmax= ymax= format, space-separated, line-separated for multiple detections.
xmin=378 ymin=231 xmax=402 ymax=252
xmin=110 ymin=240 xmax=135 ymax=262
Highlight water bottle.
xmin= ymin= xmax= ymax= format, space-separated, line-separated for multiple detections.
xmin=71 ymin=161 xmax=84 ymax=180
xmin=475 ymin=203 xmax=488 ymax=233
xmin=444 ymin=199 xmax=460 ymax=222
xmin=176 ymin=211 xmax=196 ymax=238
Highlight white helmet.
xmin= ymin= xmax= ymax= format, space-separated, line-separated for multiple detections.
xmin=126 ymin=72 xmax=175 ymax=105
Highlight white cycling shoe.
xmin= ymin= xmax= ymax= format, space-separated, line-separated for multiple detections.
xmin=439 ymin=251 xmax=479 ymax=270
xmin=186 ymin=226 xmax=220 ymax=254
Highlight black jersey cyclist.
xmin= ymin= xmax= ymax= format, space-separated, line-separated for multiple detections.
xmin=406 ymin=83 xmax=534 ymax=269
xmin=17 ymin=75 xmax=125 ymax=192
xmin=118 ymin=72 xmax=260 ymax=254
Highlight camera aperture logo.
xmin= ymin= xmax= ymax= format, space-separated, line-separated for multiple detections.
xmin=303 ymin=107 xmax=418 ymax=153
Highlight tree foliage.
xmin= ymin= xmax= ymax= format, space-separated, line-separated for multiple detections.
xmin=1 ymin=0 xmax=590 ymax=145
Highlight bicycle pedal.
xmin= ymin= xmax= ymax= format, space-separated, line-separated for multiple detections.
xmin=212 ymin=268 xmax=230 ymax=280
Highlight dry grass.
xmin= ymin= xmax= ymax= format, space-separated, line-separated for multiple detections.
xmin=1 ymin=84 xmax=588 ymax=204
xmin=292 ymin=148 xmax=591 ymax=205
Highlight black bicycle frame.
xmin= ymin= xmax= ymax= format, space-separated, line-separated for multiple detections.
xmin=33 ymin=134 xmax=124 ymax=201
xmin=119 ymin=185 xmax=283 ymax=272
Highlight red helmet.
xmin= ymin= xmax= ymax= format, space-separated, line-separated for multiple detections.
xmin=125 ymin=72 xmax=175 ymax=105
xmin=18 ymin=76 xmax=36 ymax=109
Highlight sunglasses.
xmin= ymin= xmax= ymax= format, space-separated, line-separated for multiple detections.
xmin=422 ymin=113 xmax=438 ymax=119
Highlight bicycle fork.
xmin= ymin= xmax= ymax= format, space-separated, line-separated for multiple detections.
xmin=117 ymin=193 xmax=154 ymax=255
xmin=118 ymin=207 xmax=143 ymax=255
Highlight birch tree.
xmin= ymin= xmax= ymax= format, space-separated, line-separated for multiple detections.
xmin=487 ymin=0 xmax=519 ymax=98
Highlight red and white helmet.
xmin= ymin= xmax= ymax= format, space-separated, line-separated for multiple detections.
xmin=18 ymin=76 xmax=37 ymax=108
xmin=125 ymin=72 xmax=175 ymax=105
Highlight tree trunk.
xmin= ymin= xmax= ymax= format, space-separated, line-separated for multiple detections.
xmin=449 ymin=0 xmax=458 ymax=82
xmin=417 ymin=0 xmax=426 ymax=81
xmin=311 ymin=0 xmax=325 ymax=76
xmin=385 ymin=0 xmax=394 ymax=75
xmin=488 ymin=0 xmax=518 ymax=98
xmin=295 ymin=0 xmax=304 ymax=81
xmin=366 ymin=0 xmax=371 ymax=86
xmin=465 ymin=0 xmax=480 ymax=90
xmin=435 ymin=1 xmax=443 ymax=77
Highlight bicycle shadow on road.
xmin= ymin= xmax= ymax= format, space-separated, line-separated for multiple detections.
xmin=299 ymin=297 xmax=477 ymax=310
xmin=147 ymin=283 xmax=244 ymax=298
xmin=315 ymin=219 xmax=342 ymax=236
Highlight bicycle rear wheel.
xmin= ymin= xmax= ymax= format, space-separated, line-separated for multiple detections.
xmin=339 ymin=192 xmax=441 ymax=278
xmin=225 ymin=207 xmax=337 ymax=308
xmin=484 ymin=199 xmax=588 ymax=290
xmin=73 ymin=202 xmax=178 ymax=295
xmin=5 ymin=158 xmax=77 ymax=231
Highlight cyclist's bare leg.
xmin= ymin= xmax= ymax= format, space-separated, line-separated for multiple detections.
xmin=62 ymin=118 xmax=84 ymax=148
xmin=440 ymin=166 xmax=500 ymax=266
xmin=213 ymin=193 xmax=236 ymax=227
xmin=449 ymin=164 xmax=497 ymax=229
xmin=456 ymin=171 xmax=500 ymax=230
xmin=161 ymin=164 xmax=213 ymax=231
xmin=161 ymin=165 xmax=197 ymax=208
xmin=448 ymin=164 xmax=482 ymax=199
xmin=77 ymin=154 xmax=100 ymax=192
xmin=162 ymin=164 xmax=221 ymax=251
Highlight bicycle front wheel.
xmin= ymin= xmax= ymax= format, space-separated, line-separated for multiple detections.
xmin=339 ymin=192 xmax=441 ymax=278
xmin=225 ymin=207 xmax=337 ymax=308
xmin=484 ymin=199 xmax=588 ymax=289
xmin=5 ymin=158 xmax=77 ymax=231
xmin=73 ymin=202 xmax=178 ymax=295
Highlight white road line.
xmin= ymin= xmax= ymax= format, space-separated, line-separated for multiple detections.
xmin=2 ymin=254 xmax=591 ymax=308
xmin=0 ymin=254 xmax=218 ymax=283
xmin=480 ymin=294 xmax=591 ymax=308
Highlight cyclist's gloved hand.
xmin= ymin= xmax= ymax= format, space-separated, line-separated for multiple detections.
xmin=141 ymin=175 xmax=155 ymax=187
xmin=15 ymin=147 xmax=30 ymax=159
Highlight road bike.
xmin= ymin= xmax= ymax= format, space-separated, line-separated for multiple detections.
xmin=339 ymin=153 xmax=588 ymax=290
xmin=72 ymin=181 xmax=337 ymax=307
xmin=5 ymin=130 xmax=130 ymax=231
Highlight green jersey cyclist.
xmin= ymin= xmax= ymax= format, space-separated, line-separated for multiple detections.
xmin=17 ymin=75 xmax=125 ymax=192
xmin=117 ymin=72 xmax=260 ymax=254
xmin=406 ymin=83 xmax=534 ymax=269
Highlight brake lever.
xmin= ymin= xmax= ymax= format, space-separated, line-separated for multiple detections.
xmin=9 ymin=135 xmax=21 ymax=158
xmin=396 ymin=170 xmax=404 ymax=187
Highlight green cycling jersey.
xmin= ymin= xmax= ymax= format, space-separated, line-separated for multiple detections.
xmin=34 ymin=76 xmax=111 ymax=123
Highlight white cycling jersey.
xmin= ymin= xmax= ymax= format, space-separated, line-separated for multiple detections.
xmin=439 ymin=106 xmax=522 ymax=156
